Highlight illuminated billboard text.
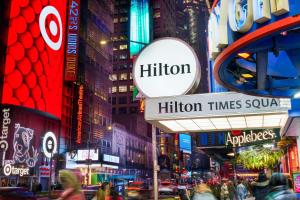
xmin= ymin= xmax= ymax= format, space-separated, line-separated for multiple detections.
xmin=65 ymin=0 xmax=80 ymax=81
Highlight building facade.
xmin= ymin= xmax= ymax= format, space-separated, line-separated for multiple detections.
xmin=62 ymin=0 xmax=114 ymax=152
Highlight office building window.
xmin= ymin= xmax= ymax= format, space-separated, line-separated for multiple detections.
xmin=120 ymin=73 xmax=127 ymax=80
xmin=129 ymin=85 xmax=134 ymax=91
xmin=119 ymin=107 xmax=127 ymax=114
xmin=119 ymin=96 xmax=127 ymax=104
xmin=119 ymin=85 xmax=127 ymax=92
xmin=119 ymin=54 xmax=127 ymax=60
xmin=112 ymin=86 xmax=117 ymax=93
xmin=119 ymin=44 xmax=128 ymax=50
xmin=120 ymin=17 xmax=128 ymax=22
xmin=129 ymin=73 xmax=133 ymax=80
xmin=109 ymin=74 xmax=117 ymax=81
xmin=113 ymin=18 xmax=118 ymax=23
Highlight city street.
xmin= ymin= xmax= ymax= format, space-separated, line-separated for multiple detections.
xmin=1 ymin=0 xmax=300 ymax=200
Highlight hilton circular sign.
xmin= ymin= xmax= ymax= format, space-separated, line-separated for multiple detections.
xmin=133 ymin=37 xmax=200 ymax=98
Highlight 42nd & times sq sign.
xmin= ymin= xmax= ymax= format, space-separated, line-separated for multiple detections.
xmin=198 ymin=128 xmax=280 ymax=148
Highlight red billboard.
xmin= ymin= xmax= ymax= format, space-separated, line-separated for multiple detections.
xmin=2 ymin=0 xmax=67 ymax=119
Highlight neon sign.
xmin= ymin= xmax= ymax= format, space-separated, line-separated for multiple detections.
xmin=0 ymin=108 xmax=11 ymax=166
xmin=65 ymin=0 xmax=80 ymax=81
xmin=226 ymin=129 xmax=278 ymax=147
xmin=76 ymin=85 xmax=83 ymax=144
xmin=3 ymin=164 xmax=29 ymax=177
xmin=208 ymin=0 xmax=290 ymax=59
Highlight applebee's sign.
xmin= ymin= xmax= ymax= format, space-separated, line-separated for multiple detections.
xmin=226 ymin=129 xmax=279 ymax=147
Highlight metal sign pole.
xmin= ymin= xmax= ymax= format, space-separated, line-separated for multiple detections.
xmin=48 ymin=152 xmax=53 ymax=198
xmin=152 ymin=125 xmax=158 ymax=200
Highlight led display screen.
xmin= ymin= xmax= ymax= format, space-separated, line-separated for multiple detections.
xmin=179 ymin=133 xmax=192 ymax=154
xmin=130 ymin=0 xmax=150 ymax=57
xmin=2 ymin=0 xmax=67 ymax=119
xmin=0 ymin=105 xmax=60 ymax=176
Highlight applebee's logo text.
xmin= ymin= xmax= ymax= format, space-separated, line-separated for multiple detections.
xmin=226 ymin=129 xmax=276 ymax=147
xmin=0 ymin=108 xmax=11 ymax=166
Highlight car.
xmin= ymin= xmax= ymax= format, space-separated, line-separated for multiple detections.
xmin=125 ymin=181 xmax=151 ymax=200
xmin=159 ymin=181 xmax=177 ymax=196
xmin=0 ymin=187 xmax=37 ymax=200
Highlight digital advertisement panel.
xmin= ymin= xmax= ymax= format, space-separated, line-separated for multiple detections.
xmin=0 ymin=105 xmax=59 ymax=177
xmin=2 ymin=0 xmax=67 ymax=119
xmin=293 ymin=172 xmax=300 ymax=193
xmin=179 ymin=133 xmax=191 ymax=154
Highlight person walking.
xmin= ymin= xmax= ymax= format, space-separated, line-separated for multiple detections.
xmin=265 ymin=173 xmax=296 ymax=200
xmin=192 ymin=183 xmax=216 ymax=200
xmin=227 ymin=181 xmax=236 ymax=200
xmin=236 ymin=180 xmax=247 ymax=200
xmin=220 ymin=182 xmax=230 ymax=200
xmin=251 ymin=172 xmax=269 ymax=200
xmin=57 ymin=170 xmax=86 ymax=200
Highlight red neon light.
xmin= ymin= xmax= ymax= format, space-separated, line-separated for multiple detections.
xmin=214 ymin=15 xmax=300 ymax=90
xmin=77 ymin=85 xmax=84 ymax=144
xmin=2 ymin=0 xmax=67 ymax=119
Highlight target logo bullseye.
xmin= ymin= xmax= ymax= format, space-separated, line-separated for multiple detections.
xmin=39 ymin=6 xmax=63 ymax=51
xmin=3 ymin=164 xmax=12 ymax=176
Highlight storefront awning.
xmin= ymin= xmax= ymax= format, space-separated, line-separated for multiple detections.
xmin=145 ymin=92 xmax=291 ymax=133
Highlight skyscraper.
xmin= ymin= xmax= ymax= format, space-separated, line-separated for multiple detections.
xmin=63 ymin=0 xmax=114 ymax=151
xmin=183 ymin=0 xmax=209 ymax=93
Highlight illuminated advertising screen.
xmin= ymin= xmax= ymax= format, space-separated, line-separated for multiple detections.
xmin=130 ymin=0 xmax=150 ymax=57
xmin=2 ymin=0 xmax=67 ymax=119
xmin=65 ymin=0 xmax=80 ymax=81
xmin=0 ymin=105 xmax=60 ymax=176
xmin=179 ymin=133 xmax=191 ymax=154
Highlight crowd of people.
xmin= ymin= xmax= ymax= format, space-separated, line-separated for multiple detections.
xmin=52 ymin=170 xmax=298 ymax=200
xmin=189 ymin=172 xmax=297 ymax=200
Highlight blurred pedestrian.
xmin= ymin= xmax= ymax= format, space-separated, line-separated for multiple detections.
xmin=227 ymin=181 xmax=236 ymax=200
xmin=236 ymin=180 xmax=247 ymax=200
xmin=265 ymin=173 xmax=296 ymax=200
xmin=57 ymin=170 xmax=86 ymax=200
xmin=96 ymin=182 xmax=111 ymax=200
xmin=251 ymin=172 xmax=269 ymax=200
xmin=192 ymin=183 xmax=216 ymax=200
xmin=220 ymin=182 xmax=229 ymax=200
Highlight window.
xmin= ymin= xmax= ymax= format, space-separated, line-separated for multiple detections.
xmin=119 ymin=54 xmax=127 ymax=60
xmin=119 ymin=107 xmax=127 ymax=114
xmin=120 ymin=73 xmax=127 ymax=80
xmin=109 ymin=74 xmax=117 ymax=81
xmin=120 ymin=17 xmax=128 ymax=22
xmin=112 ymin=86 xmax=117 ymax=93
xmin=129 ymin=85 xmax=134 ymax=91
xmin=119 ymin=44 xmax=128 ymax=50
xmin=153 ymin=12 xmax=160 ymax=18
xmin=119 ymin=85 xmax=127 ymax=92
xmin=111 ymin=97 xmax=116 ymax=105
xmin=119 ymin=96 xmax=127 ymax=104
xmin=119 ymin=64 xmax=127 ymax=70
xmin=129 ymin=73 xmax=133 ymax=80
xmin=113 ymin=18 xmax=118 ymax=23
xmin=112 ymin=108 xmax=116 ymax=114
xmin=107 ymin=142 xmax=111 ymax=148
xmin=120 ymin=35 xmax=128 ymax=41
xmin=130 ymin=107 xmax=137 ymax=114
